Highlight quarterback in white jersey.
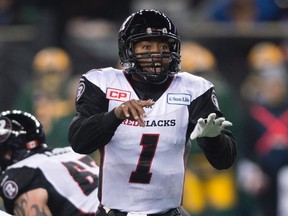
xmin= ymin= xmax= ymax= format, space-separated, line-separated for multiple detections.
xmin=69 ymin=9 xmax=237 ymax=216
xmin=0 ymin=110 xmax=99 ymax=216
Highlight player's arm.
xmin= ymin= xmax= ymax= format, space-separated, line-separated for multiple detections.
xmin=69 ymin=78 xmax=155 ymax=154
xmin=188 ymin=88 xmax=237 ymax=170
xmin=13 ymin=188 xmax=52 ymax=216
xmin=68 ymin=75 xmax=124 ymax=154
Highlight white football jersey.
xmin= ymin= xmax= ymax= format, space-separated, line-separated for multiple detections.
xmin=84 ymin=68 xmax=213 ymax=213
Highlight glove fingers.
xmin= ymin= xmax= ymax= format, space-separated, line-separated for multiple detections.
xmin=190 ymin=120 xmax=202 ymax=140
xmin=222 ymin=120 xmax=233 ymax=127
xmin=214 ymin=118 xmax=225 ymax=127
xmin=206 ymin=113 xmax=216 ymax=124
xmin=190 ymin=129 xmax=198 ymax=140
xmin=198 ymin=118 xmax=205 ymax=127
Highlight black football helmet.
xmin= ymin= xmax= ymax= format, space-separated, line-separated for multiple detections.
xmin=0 ymin=110 xmax=46 ymax=171
xmin=118 ymin=9 xmax=181 ymax=84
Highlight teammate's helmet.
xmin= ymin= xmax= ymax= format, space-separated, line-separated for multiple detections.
xmin=118 ymin=9 xmax=181 ymax=84
xmin=0 ymin=110 xmax=46 ymax=171
xmin=181 ymin=41 xmax=216 ymax=74
xmin=248 ymin=42 xmax=284 ymax=71
xmin=32 ymin=47 xmax=72 ymax=74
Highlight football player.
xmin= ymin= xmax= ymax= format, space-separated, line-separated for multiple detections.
xmin=68 ymin=9 xmax=237 ymax=216
xmin=0 ymin=110 xmax=99 ymax=216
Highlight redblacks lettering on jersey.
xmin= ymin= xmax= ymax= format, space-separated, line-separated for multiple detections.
xmin=122 ymin=119 xmax=176 ymax=127
xmin=106 ymin=88 xmax=131 ymax=102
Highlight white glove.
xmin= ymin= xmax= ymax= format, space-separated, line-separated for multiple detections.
xmin=190 ymin=113 xmax=233 ymax=140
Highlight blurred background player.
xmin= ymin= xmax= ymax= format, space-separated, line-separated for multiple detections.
xmin=238 ymin=42 xmax=288 ymax=216
xmin=0 ymin=110 xmax=99 ymax=215
xmin=13 ymin=47 xmax=75 ymax=147
xmin=180 ymin=41 xmax=242 ymax=216
xmin=240 ymin=42 xmax=287 ymax=106
xmin=46 ymin=74 xmax=81 ymax=148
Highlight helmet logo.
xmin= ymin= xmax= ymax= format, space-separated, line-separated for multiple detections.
xmin=76 ymin=82 xmax=85 ymax=101
xmin=0 ymin=118 xmax=12 ymax=143
xmin=211 ymin=93 xmax=220 ymax=109
xmin=3 ymin=180 xmax=18 ymax=199
xmin=146 ymin=27 xmax=168 ymax=34
xmin=147 ymin=27 xmax=152 ymax=34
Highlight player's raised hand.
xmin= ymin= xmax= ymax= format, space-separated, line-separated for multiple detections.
xmin=114 ymin=99 xmax=155 ymax=127
xmin=190 ymin=113 xmax=233 ymax=140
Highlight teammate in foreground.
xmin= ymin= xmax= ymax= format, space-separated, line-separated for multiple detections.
xmin=68 ymin=9 xmax=237 ymax=216
xmin=0 ymin=110 xmax=99 ymax=216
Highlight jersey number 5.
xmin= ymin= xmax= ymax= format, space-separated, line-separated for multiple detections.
xmin=129 ymin=134 xmax=159 ymax=184
xmin=62 ymin=156 xmax=98 ymax=195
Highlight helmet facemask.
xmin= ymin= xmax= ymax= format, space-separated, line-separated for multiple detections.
xmin=129 ymin=46 xmax=177 ymax=83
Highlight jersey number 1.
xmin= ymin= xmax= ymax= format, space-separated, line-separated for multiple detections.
xmin=129 ymin=134 xmax=159 ymax=184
